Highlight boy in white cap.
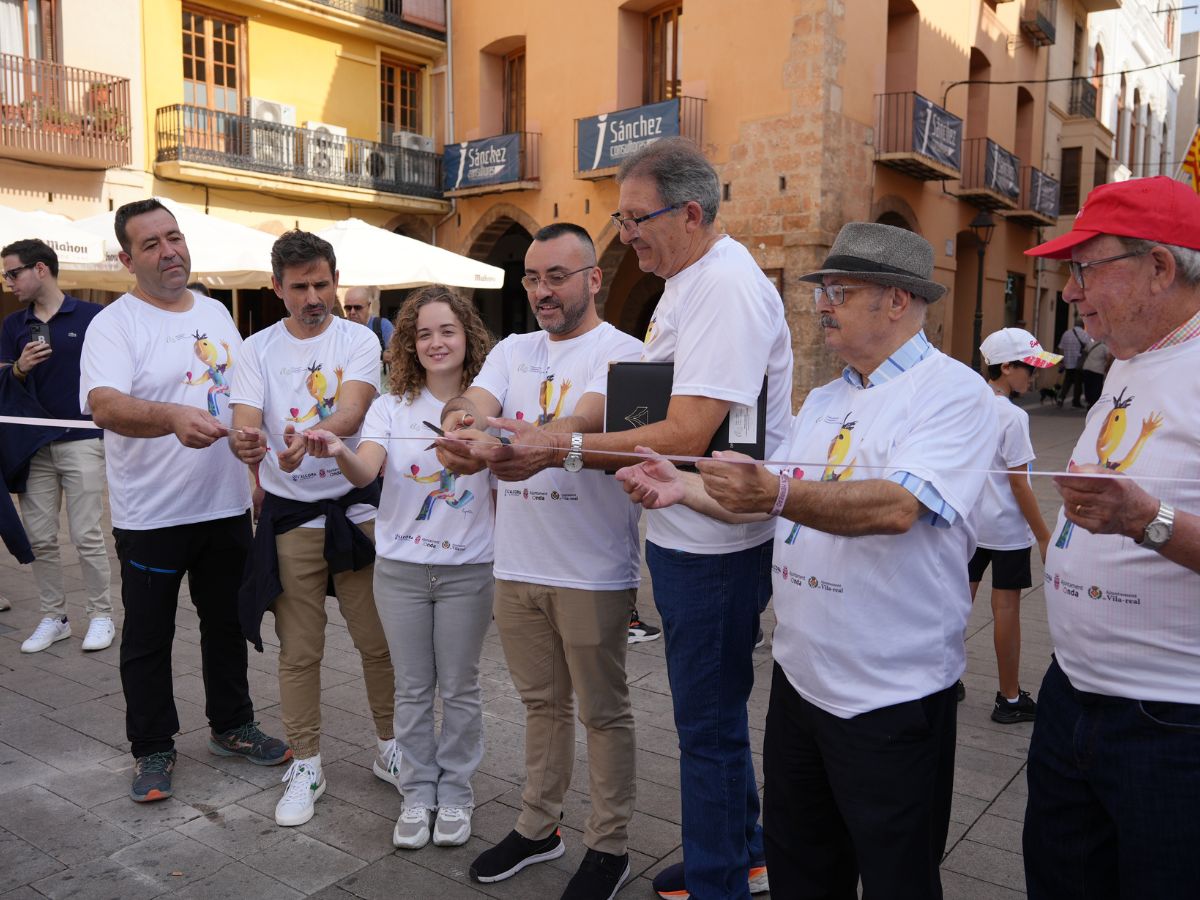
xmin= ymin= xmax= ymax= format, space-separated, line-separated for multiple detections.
xmin=973 ymin=328 xmax=1060 ymax=723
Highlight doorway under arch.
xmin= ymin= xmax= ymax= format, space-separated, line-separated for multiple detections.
xmin=468 ymin=217 xmax=536 ymax=337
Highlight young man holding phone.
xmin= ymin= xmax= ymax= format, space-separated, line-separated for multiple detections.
xmin=1 ymin=238 xmax=114 ymax=652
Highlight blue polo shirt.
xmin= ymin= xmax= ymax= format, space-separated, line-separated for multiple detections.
xmin=1 ymin=295 xmax=104 ymax=442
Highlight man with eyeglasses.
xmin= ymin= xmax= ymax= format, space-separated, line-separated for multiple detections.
xmin=617 ymin=221 xmax=996 ymax=899
xmin=436 ymin=223 xmax=643 ymax=900
xmin=342 ymin=286 xmax=393 ymax=380
xmin=1021 ymin=176 xmax=1200 ymax=899
xmin=1 ymin=238 xmax=114 ymax=653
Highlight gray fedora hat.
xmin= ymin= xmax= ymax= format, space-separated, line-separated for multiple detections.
xmin=800 ymin=222 xmax=947 ymax=302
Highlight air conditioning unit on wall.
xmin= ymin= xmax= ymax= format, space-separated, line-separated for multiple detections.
xmin=392 ymin=130 xmax=434 ymax=153
xmin=247 ymin=97 xmax=296 ymax=126
xmin=244 ymin=98 xmax=297 ymax=171
xmin=302 ymin=121 xmax=348 ymax=178
xmin=360 ymin=146 xmax=398 ymax=186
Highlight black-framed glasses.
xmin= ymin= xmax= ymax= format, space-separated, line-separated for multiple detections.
xmin=812 ymin=283 xmax=878 ymax=307
xmin=1067 ymin=250 xmax=1148 ymax=290
xmin=343 ymin=304 xmax=366 ymax=312
xmin=2 ymin=264 xmax=32 ymax=282
xmin=610 ymin=204 xmax=682 ymax=234
xmin=521 ymin=265 xmax=594 ymax=292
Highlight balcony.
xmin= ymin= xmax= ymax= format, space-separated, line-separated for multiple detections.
xmin=957 ymin=138 xmax=1021 ymax=211
xmin=574 ymin=96 xmax=705 ymax=180
xmin=1020 ymin=0 xmax=1057 ymax=47
xmin=154 ymin=104 xmax=446 ymax=212
xmin=0 ymin=53 xmax=131 ymax=169
xmin=303 ymin=0 xmax=445 ymax=35
xmin=1007 ymin=167 xmax=1061 ymax=227
xmin=1067 ymin=79 xmax=1097 ymax=119
xmin=873 ymin=92 xmax=962 ymax=181
xmin=442 ymin=132 xmax=540 ymax=197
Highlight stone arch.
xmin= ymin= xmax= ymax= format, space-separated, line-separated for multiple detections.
xmin=593 ymin=226 xmax=626 ymax=318
xmin=381 ymin=212 xmax=435 ymax=244
xmin=870 ymin=194 xmax=921 ymax=234
xmin=461 ymin=204 xmax=541 ymax=338
xmin=461 ymin=202 xmax=541 ymax=259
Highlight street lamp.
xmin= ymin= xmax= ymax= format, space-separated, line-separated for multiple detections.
xmin=969 ymin=210 xmax=996 ymax=372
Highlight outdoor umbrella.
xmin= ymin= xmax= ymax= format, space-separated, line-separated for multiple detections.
xmin=60 ymin=197 xmax=277 ymax=291
xmin=0 ymin=205 xmax=106 ymax=265
xmin=317 ymin=218 xmax=504 ymax=290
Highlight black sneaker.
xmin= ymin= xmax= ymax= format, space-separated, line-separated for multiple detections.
xmin=469 ymin=828 xmax=565 ymax=883
xmin=561 ymin=848 xmax=631 ymax=900
xmin=208 ymin=721 xmax=292 ymax=766
xmin=130 ymin=749 xmax=176 ymax=803
xmin=628 ymin=608 xmax=662 ymax=644
xmin=955 ymin=680 xmax=966 ymax=702
xmin=991 ymin=690 xmax=1037 ymax=724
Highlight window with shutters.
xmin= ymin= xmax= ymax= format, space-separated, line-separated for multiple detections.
xmin=503 ymin=46 xmax=525 ymax=134
xmin=381 ymin=57 xmax=421 ymax=141
xmin=182 ymin=5 xmax=244 ymax=115
xmin=645 ymin=3 xmax=681 ymax=104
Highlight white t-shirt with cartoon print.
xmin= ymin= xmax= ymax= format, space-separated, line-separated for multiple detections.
xmin=974 ymin=393 xmax=1037 ymax=550
xmin=640 ymin=235 xmax=794 ymax=555
xmin=230 ymin=316 xmax=380 ymax=527
xmin=79 ymin=291 xmax=251 ymax=530
xmin=771 ymin=351 xmax=996 ymax=718
xmin=472 ymin=322 xmax=643 ymax=591
xmin=1044 ymin=340 xmax=1200 ymax=703
xmin=362 ymin=389 xmax=495 ymax=565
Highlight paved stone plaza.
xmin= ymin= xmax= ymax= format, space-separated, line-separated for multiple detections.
xmin=0 ymin=401 xmax=1087 ymax=899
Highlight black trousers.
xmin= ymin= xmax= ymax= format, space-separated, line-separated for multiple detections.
xmin=114 ymin=513 xmax=254 ymax=758
xmin=763 ymin=663 xmax=957 ymax=900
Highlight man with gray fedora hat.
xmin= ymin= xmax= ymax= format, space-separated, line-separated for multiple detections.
xmin=616 ymin=221 xmax=997 ymax=898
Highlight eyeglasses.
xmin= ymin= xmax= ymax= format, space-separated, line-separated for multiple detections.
xmin=520 ymin=265 xmax=594 ymax=292
xmin=343 ymin=305 xmax=365 ymax=312
xmin=610 ymin=204 xmax=682 ymax=234
xmin=1067 ymin=250 xmax=1148 ymax=290
xmin=812 ymin=284 xmax=878 ymax=307
xmin=2 ymin=264 xmax=32 ymax=282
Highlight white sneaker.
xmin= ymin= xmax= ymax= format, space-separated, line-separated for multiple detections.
xmin=21 ymin=616 xmax=71 ymax=653
xmin=274 ymin=759 xmax=325 ymax=826
xmin=81 ymin=617 xmax=116 ymax=651
xmin=432 ymin=805 xmax=472 ymax=846
xmin=372 ymin=740 xmax=401 ymax=788
xmin=392 ymin=804 xmax=433 ymax=849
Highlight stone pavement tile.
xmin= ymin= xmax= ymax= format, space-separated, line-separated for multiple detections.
xmin=276 ymin=794 xmax=396 ymax=862
xmin=29 ymin=856 xmax=164 ymax=900
xmin=395 ymin=836 xmax=573 ymax=899
xmin=320 ymin=759 xmax=403 ymax=819
xmin=632 ymin=747 xmax=683 ymax=789
xmin=630 ymin=775 xmax=682 ymax=825
xmin=319 ymin=647 xmax=367 ymax=678
xmin=966 ymin=813 xmax=1025 ymax=855
xmin=177 ymin=803 xmax=289 ymax=860
xmin=90 ymin=794 xmax=203 ymax=840
xmin=160 ymin=754 xmax=263 ymax=809
xmin=942 ymin=839 xmax=1027 ymax=893
xmin=334 ymin=853 xmax=484 ymax=899
xmin=480 ymin=694 xmax=524 ymax=730
xmin=0 ymin=785 xmax=136 ymax=866
xmin=39 ymin=764 xmax=133 ymax=811
xmin=952 ymin=745 xmax=1026 ymax=802
xmin=475 ymin=717 xmax=531 ymax=785
xmin=945 ymin=818 xmax=970 ymax=851
xmin=628 ymin=668 xmax=672 ymax=697
xmin=0 ymin=887 xmax=46 ymax=900
xmin=28 ymin=652 xmax=121 ymax=696
xmin=0 ymin=828 xmax=64 ymax=894
xmin=318 ymin=704 xmax=382 ymax=749
xmin=630 ymin=720 xmax=682 ymax=759
xmin=246 ymin=666 xmax=282 ymax=705
xmin=0 ymin=666 xmax=105 ymax=710
xmin=111 ymin=830 xmax=236 ymax=888
xmin=950 ymin=791 xmax=989 ymax=826
xmin=0 ymin=738 xmax=62 ymax=798
xmin=988 ymin=785 xmax=1029 ymax=824
xmin=46 ymin=699 xmax=130 ymax=751
xmin=170 ymin=861 xmax=305 ymax=900
xmin=941 ymin=868 xmax=1026 ymax=899
xmin=172 ymin=725 xmax=294 ymax=792
xmin=955 ymin=722 xmax=1031 ymax=761
xmin=243 ymin=831 xmax=366 ymax=893
xmin=626 ymin=683 xmax=678 ymax=720
xmin=0 ymin=684 xmax=54 ymax=724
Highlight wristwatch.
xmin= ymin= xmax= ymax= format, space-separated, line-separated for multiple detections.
xmin=1137 ymin=502 xmax=1175 ymax=550
xmin=563 ymin=432 xmax=584 ymax=473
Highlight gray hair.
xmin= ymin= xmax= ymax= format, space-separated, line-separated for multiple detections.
xmin=1118 ymin=237 xmax=1200 ymax=286
xmin=616 ymin=137 xmax=720 ymax=226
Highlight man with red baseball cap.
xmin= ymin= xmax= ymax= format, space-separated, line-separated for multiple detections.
xmin=1021 ymin=175 xmax=1200 ymax=899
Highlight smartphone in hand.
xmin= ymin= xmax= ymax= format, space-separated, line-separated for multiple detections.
xmin=28 ymin=322 xmax=50 ymax=348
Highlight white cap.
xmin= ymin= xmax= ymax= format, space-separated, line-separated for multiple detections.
xmin=980 ymin=328 xmax=1063 ymax=368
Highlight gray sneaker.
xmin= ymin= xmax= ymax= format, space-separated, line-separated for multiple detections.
xmin=130 ymin=750 xmax=176 ymax=803
xmin=393 ymin=805 xmax=434 ymax=849
xmin=433 ymin=805 xmax=472 ymax=846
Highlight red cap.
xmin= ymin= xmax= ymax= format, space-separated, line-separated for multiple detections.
xmin=1026 ymin=176 xmax=1200 ymax=260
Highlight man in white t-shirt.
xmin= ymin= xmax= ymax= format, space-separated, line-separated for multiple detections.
xmin=1023 ymin=176 xmax=1200 ymax=899
xmin=80 ymin=199 xmax=290 ymax=806
xmin=616 ymin=222 xmax=996 ymax=899
xmin=436 ymin=224 xmax=643 ymax=900
xmin=229 ymin=231 xmax=394 ymax=829
xmin=455 ymin=138 xmax=793 ymax=900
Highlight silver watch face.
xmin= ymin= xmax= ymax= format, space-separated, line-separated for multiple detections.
xmin=1144 ymin=521 xmax=1172 ymax=548
xmin=563 ymin=453 xmax=583 ymax=473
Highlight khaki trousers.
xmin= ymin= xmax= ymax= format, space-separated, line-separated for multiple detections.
xmin=494 ymin=579 xmax=637 ymax=855
xmin=274 ymin=520 xmax=394 ymax=758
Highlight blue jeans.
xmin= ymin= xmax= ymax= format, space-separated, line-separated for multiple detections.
xmin=1023 ymin=657 xmax=1200 ymax=899
xmin=646 ymin=540 xmax=771 ymax=900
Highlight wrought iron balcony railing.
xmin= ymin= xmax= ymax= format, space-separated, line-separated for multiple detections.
xmin=874 ymin=92 xmax=962 ymax=181
xmin=154 ymin=104 xmax=442 ymax=200
xmin=0 ymin=52 xmax=131 ymax=168
xmin=1068 ymin=79 xmax=1097 ymax=119
xmin=958 ymin=137 xmax=1021 ymax=211
xmin=302 ymin=0 xmax=445 ymax=34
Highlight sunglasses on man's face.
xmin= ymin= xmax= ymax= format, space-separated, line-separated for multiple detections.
xmin=344 ymin=305 xmax=365 ymax=312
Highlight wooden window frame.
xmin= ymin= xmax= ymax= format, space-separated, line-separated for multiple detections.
xmin=182 ymin=3 xmax=247 ymax=115
xmin=380 ymin=56 xmax=422 ymax=139
xmin=6 ymin=0 xmax=58 ymax=60
xmin=644 ymin=2 xmax=682 ymax=105
xmin=503 ymin=46 xmax=525 ymax=135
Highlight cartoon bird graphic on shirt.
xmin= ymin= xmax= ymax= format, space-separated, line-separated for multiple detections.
xmin=182 ymin=330 xmax=232 ymax=416
xmin=1055 ymin=387 xmax=1164 ymax=549
xmin=287 ymin=363 xmax=344 ymax=423
xmin=537 ymin=374 xmax=572 ymax=424
xmin=405 ymin=465 xmax=475 ymax=521
xmin=821 ymin=413 xmax=858 ymax=482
